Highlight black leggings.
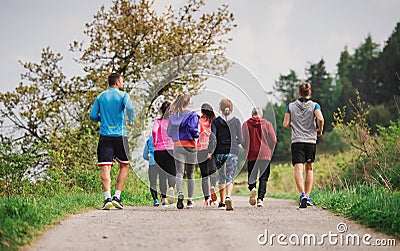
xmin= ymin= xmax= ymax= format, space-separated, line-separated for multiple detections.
xmin=197 ymin=150 xmax=217 ymax=200
xmin=154 ymin=150 xmax=176 ymax=195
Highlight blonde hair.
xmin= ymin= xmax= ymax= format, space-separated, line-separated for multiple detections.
xmin=298 ymin=82 xmax=312 ymax=97
xmin=219 ymin=98 xmax=233 ymax=116
xmin=170 ymin=93 xmax=190 ymax=114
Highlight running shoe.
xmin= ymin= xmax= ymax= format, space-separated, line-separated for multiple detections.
xmin=225 ymin=197 xmax=233 ymax=211
xmin=249 ymin=188 xmax=256 ymax=206
xmin=210 ymin=186 xmax=217 ymax=202
xmin=161 ymin=201 xmax=168 ymax=208
xmin=299 ymin=192 xmax=308 ymax=208
xmin=203 ymin=199 xmax=211 ymax=207
xmin=187 ymin=200 xmax=194 ymax=208
xmin=177 ymin=193 xmax=184 ymax=209
xmin=307 ymin=196 xmax=313 ymax=206
xmin=102 ymin=198 xmax=113 ymax=210
xmin=168 ymin=187 xmax=175 ymax=204
xmin=218 ymin=202 xmax=226 ymax=210
xmin=257 ymin=198 xmax=263 ymax=207
xmin=153 ymin=199 xmax=159 ymax=207
xmin=112 ymin=196 xmax=123 ymax=209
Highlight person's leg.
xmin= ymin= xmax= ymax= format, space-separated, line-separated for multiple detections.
xmin=247 ymin=160 xmax=257 ymax=206
xmin=113 ymin=136 xmax=130 ymax=205
xmin=148 ymin=165 xmax=158 ymax=200
xmin=293 ymin=163 xmax=305 ymax=193
xmin=101 ymin=165 xmax=112 ymax=193
xmin=174 ymin=147 xmax=185 ymax=209
xmin=247 ymin=160 xmax=257 ymax=191
xmin=166 ymin=150 xmax=176 ymax=188
xmin=215 ymin=154 xmax=227 ymax=204
xmin=158 ymin=164 xmax=167 ymax=201
xmin=225 ymin=154 xmax=238 ymax=198
xmin=198 ymin=150 xmax=210 ymax=200
xmin=257 ymin=160 xmax=271 ymax=200
xmin=185 ymin=147 xmax=197 ymax=201
xmin=304 ymin=162 xmax=314 ymax=196
xmin=304 ymin=143 xmax=316 ymax=198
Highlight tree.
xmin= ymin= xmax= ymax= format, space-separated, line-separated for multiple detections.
xmin=273 ymin=70 xmax=300 ymax=104
xmin=0 ymin=0 xmax=236 ymax=188
xmin=350 ymin=35 xmax=380 ymax=103
xmin=306 ymin=59 xmax=337 ymax=130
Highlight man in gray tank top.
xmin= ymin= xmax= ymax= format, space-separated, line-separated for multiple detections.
xmin=283 ymin=82 xmax=324 ymax=208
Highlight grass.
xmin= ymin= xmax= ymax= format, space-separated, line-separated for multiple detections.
xmin=0 ymin=172 xmax=151 ymax=251
xmin=313 ymin=184 xmax=400 ymax=239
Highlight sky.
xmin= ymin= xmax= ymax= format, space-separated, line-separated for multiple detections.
xmin=0 ymin=0 xmax=399 ymax=99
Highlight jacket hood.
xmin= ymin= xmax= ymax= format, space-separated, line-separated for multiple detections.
xmin=295 ymin=99 xmax=314 ymax=112
xmin=247 ymin=117 xmax=265 ymax=128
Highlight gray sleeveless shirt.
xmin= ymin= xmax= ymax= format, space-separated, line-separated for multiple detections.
xmin=287 ymin=99 xmax=320 ymax=144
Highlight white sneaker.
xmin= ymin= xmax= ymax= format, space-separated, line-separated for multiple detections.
xmin=249 ymin=188 xmax=256 ymax=206
xmin=225 ymin=197 xmax=233 ymax=211
xmin=167 ymin=187 xmax=174 ymax=204
xmin=257 ymin=199 xmax=263 ymax=207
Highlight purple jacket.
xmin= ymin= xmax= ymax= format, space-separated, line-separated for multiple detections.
xmin=167 ymin=110 xmax=199 ymax=142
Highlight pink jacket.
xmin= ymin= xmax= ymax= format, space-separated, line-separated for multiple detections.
xmin=152 ymin=118 xmax=174 ymax=151
xmin=197 ymin=115 xmax=212 ymax=151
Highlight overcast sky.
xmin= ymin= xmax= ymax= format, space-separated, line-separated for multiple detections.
xmin=1 ymin=0 xmax=399 ymax=96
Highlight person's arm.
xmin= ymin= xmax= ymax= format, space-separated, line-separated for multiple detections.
xmin=189 ymin=113 xmax=199 ymax=138
xmin=142 ymin=141 xmax=150 ymax=161
xmin=89 ymin=97 xmax=101 ymax=122
xmin=266 ymin=121 xmax=277 ymax=151
xmin=151 ymin=121 xmax=159 ymax=146
xmin=241 ymin=122 xmax=249 ymax=150
xmin=167 ymin=117 xmax=172 ymax=138
xmin=124 ymin=94 xmax=135 ymax=125
xmin=236 ymin=119 xmax=243 ymax=145
xmin=283 ymin=105 xmax=291 ymax=129
xmin=207 ymin=120 xmax=217 ymax=159
xmin=315 ymin=108 xmax=324 ymax=137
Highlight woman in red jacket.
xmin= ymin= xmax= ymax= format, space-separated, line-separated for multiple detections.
xmin=242 ymin=107 xmax=277 ymax=207
xmin=197 ymin=103 xmax=217 ymax=206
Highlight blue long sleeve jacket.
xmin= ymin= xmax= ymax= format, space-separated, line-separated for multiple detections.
xmin=89 ymin=88 xmax=134 ymax=137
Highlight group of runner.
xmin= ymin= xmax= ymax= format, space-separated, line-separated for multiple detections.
xmin=90 ymin=73 xmax=324 ymax=211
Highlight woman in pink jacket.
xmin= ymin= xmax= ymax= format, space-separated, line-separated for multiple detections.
xmin=197 ymin=103 xmax=217 ymax=206
xmin=152 ymin=101 xmax=176 ymax=206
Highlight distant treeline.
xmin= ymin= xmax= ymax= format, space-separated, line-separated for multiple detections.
xmin=270 ymin=22 xmax=400 ymax=161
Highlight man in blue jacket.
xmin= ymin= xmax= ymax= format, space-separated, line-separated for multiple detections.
xmin=89 ymin=72 xmax=134 ymax=210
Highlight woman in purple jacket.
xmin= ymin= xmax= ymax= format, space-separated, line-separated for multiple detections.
xmin=167 ymin=93 xmax=199 ymax=209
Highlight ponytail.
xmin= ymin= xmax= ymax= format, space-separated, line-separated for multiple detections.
xmin=170 ymin=93 xmax=190 ymax=114
xmin=219 ymin=98 xmax=233 ymax=116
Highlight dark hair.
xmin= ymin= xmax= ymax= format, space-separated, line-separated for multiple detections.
xmin=201 ymin=103 xmax=215 ymax=121
xmin=170 ymin=93 xmax=190 ymax=114
xmin=160 ymin=101 xmax=171 ymax=119
xmin=108 ymin=72 xmax=122 ymax=87
xmin=298 ymin=82 xmax=312 ymax=97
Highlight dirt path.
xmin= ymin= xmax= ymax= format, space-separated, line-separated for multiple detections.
xmin=27 ymin=196 xmax=398 ymax=251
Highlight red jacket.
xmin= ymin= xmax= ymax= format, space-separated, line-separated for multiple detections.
xmin=241 ymin=116 xmax=277 ymax=161
xmin=197 ymin=115 xmax=212 ymax=151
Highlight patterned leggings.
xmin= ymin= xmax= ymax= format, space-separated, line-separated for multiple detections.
xmin=215 ymin=153 xmax=238 ymax=184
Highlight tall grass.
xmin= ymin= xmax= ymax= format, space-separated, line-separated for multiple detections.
xmin=0 ymin=172 xmax=151 ymax=251
xmin=313 ymin=184 xmax=400 ymax=239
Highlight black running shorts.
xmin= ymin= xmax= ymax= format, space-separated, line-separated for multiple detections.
xmin=97 ymin=136 xmax=130 ymax=166
xmin=291 ymin=142 xmax=316 ymax=165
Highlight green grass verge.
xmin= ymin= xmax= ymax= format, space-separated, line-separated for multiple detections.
xmin=0 ymin=173 xmax=151 ymax=251
xmin=312 ymin=184 xmax=400 ymax=239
